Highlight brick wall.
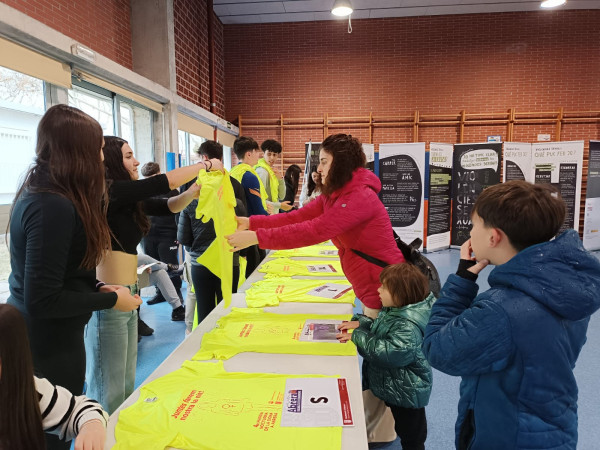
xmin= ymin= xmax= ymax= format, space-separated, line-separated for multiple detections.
xmin=2 ymin=0 xmax=133 ymax=69
xmin=173 ymin=0 xmax=226 ymax=117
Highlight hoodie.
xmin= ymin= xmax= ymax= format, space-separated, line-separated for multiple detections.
xmin=423 ymin=229 xmax=600 ymax=450
xmin=250 ymin=168 xmax=405 ymax=309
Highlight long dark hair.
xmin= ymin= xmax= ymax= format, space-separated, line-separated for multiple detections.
xmin=103 ymin=136 xmax=150 ymax=236
xmin=9 ymin=104 xmax=110 ymax=269
xmin=284 ymin=164 xmax=301 ymax=198
xmin=320 ymin=134 xmax=366 ymax=196
xmin=0 ymin=304 xmax=45 ymax=450
xmin=307 ymin=166 xmax=318 ymax=197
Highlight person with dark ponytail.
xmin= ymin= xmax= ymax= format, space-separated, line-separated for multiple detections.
xmin=85 ymin=136 xmax=223 ymax=414
xmin=280 ymin=164 xmax=301 ymax=212
xmin=0 ymin=304 xmax=108 ymax=450
xmin=6 ymin=105 xmax=140 ymax=450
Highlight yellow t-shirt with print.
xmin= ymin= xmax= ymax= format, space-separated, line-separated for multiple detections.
xmin=259 ymin=258 xmax=345 ymax=278
xmin=245 ymin=278 xmax=355 ymax=308
xmin=270 ymin=245 xmax=339 ymax=259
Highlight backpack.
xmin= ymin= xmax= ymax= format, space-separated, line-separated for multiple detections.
xmin=352 ymin=233 xmax=441 ymax=298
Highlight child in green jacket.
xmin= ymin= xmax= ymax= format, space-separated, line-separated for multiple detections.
xmin=338 ymin=264 xmax=435 ymax=450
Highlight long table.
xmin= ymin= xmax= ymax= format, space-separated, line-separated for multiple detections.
xmin=105 ymin=253 xmax=368 ymax=449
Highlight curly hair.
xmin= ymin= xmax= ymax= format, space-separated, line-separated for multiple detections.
xmin=319 ymin=134 xmax=366 ymax=196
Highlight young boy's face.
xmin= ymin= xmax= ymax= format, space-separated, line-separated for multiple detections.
xmin=377 ymin=284 xmax=396 ymax=308
xmin=245 ymin=148 xmax=263 ymax=166
xmin=469 ymin=212 xmax=492 ymax=262
xmin=263 ymin=150 xmax=279 ymax=167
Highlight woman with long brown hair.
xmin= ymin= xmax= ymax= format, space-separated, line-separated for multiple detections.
xmin=0 ymin=304 xmax=109 ymax=450
xmin=6 ymin=104 xmax=141 ymax=450
xmin=85 ymin=136 xmax=223 ymax=414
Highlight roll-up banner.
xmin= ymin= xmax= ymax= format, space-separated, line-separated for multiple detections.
xmin=532 ymin=141 xmax=584 ymax=233
xmin=379 ymin=143 xmax=426 ymax=249
xmin=503 ymin=142 xmax=533 ymax=182
xmin=426 ymin=143 xmax=453 ymax=252
xmin=363 ymin=144 xmax=375 ymax=173
xmin=583 ymin=141 xmax=600 ymax=250
xmin=451 ymin=142 xmax=502 ymax=247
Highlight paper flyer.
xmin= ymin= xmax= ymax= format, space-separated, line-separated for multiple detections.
xmin=426 ymin=143 xmax=453 ymax=252
xmin=281 ymin=378 xmax=354 ymax=427
xmin=503 ymin=142 xmax=533 ymax=182
xmin=299 ymin=319 xmax=344 ymax=343
xmin=306 ymin=283 xmax=353 ymax=300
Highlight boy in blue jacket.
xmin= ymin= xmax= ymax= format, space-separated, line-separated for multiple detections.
xmin=422 ymin=180 xmax=600 ymax=450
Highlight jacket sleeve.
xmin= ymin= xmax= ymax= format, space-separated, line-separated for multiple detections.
xmin=422 ymin=274 xmax=514 ymax=376
xmin=22 ymin=196 xmax=117 ymax=318
xmin=351 ymin=313 xmax=374 ymax=330
xmin=249 ymin=193 xmax=323 ymax=230
xmin=351 ymin=320 xmax=420 ymax=368
xmin=177 ymin=207 xmax=193 ymax=248
xmin=254 ymin=189 xmax=376 ymax=250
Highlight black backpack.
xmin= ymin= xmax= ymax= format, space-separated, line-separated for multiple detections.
xmin=352 ymin=233 xmax=441 ymax=298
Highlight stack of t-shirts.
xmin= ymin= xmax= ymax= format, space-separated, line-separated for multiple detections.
xmin=193 ymin=308 xmax=356 ymax=361
xmin=113 ymin=361 xmax=342 ymax=450
xmin=259 ymin=258 xmax=345 ymax=278
xmin=270 ymin=245 xmax=339 ymax=259
xmin=245 ymin=278 xmax=355 ymax=308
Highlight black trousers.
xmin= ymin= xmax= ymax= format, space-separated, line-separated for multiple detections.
xmin=142 ymin=235 xmax=182 ymax=290
xmin=191 ymin=264 xmax=240 ymax=324
xmin=387 ymin=405 xmax=427 ymax=450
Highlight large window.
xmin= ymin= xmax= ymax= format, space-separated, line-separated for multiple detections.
xmin=178 ymin=130 xmax=206 ymax=167
xmin=0 ymin=67 xmax=45 ymax=204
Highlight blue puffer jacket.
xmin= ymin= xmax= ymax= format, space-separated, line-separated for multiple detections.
xmin=423 ymin=230 xmax=600 ymax=450
xmin=352 ymin=293 xmax=435 ymax=409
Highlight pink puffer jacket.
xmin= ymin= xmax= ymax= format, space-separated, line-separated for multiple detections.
xmin=250 ymin=168 xmax=404 ymax=309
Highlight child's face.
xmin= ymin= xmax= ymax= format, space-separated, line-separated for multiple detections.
xmin=377 ymin=284 xmax=396 ymax=307
xmin=264 ymin=150 xmax=278 ymax=167
xmin=469 ymin=212 xmax=492 ymax=262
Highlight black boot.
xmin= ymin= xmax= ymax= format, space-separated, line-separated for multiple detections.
xmin=137 ymin=307 xmax=154 ymax=337
xmin=147 ymin=288 xmax=166 ymax=305
xmin=171 ymin=305 xmax=185 ymax=322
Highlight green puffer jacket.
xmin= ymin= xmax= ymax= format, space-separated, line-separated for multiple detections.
xmin=351 ymin=293 xmax=435 ymax=409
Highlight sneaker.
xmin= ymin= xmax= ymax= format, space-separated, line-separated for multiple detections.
xmin=171 ymin=305 xmax=185 ymax=321
xmin=167 ymin=264 xmax=184 ymax=276
xmin=138 ymin=318 xmax=154 ymax=336
xmin=147 ymin=293 xmax=166 ymax=305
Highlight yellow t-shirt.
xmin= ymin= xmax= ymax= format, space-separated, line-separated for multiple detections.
xmin=113 ymin=361 xmax=342 ymax=450
xmin=255 ymin=158 xmax=279 ymax=203
xmin=259 ymin=258 xmax=345 ymax=278
xmin=193 ymin=308 xmax=355 ymax=361
xmin=230 ymin=163 xmax=268 ymax=211
xmin=270 ymin=245 xmax=339 ymax=259
xmin=245 ymin=278 xmax=355 ymax=308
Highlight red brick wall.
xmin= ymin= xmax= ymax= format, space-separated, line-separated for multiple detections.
xmin=2 ymin=0 xmax=133 ymax=69
xmin=224 ymin=10 xmax=600 ymax=145
xmin=173 ymin=0 xmax=226 ymax=117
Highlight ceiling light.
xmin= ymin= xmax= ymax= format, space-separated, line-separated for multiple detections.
xmin=540 ymin=0 xmax=567 ymax=8
xmin=332 ymin=0 xmax=353 ymax=17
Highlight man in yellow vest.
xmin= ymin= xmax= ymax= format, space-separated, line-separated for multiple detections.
xmin=229 ymin=136 xmax=268 ymax=274
xmin=255 ymin=139 xmax=293 ymax=214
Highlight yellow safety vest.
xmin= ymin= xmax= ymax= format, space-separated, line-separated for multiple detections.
xmin=230 ymin=163 xmax=268 ymax=211
xmin=193 ymin=308 xmax=355 ymax=361
xmin=245 ymin=278 xmax=355 ymax=308
xmin=255 ymin=158 xmax=280 ymax=203
xmin=259 ymin=258 xmax=345 ymax=278
xmin=113 ymin=361 xmax=342 ymax=450
xmin=270 ymin=245 xmax=339 ymax=259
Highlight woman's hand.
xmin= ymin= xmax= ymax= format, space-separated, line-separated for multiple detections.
xmin=74 ymin=419 xmax=106 ymax=450
xmin=112 ymin=287 xmax=142 ymax=312
xmin=207 ymin=158 xmax=223 ymax=172
xmin=235 ymin=216 xmax=249 ymax=231
xmin=280 ymin=201 xmax=293 ymax=211
xmin=460 ymin=239 xmax=489 ymax=275
xmin=186 ymin=181 xmax=201 ymax=199
xmin=226 ymin=230 xmax=258 ymax=252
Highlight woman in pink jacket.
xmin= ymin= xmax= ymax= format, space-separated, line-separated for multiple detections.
xmin=227 ymin=133 xmax=404 ymax=314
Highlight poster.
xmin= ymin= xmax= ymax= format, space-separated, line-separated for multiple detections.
xmin=379 ymin=143 xmax=426 ymax=248
xmin=363 ymin=143 xmax=375 ymax=172
xmin=426 ymin=143 xmax=453 ymax=252
xmin=583 ymin=141 xmax=600 ymax=250
xmin=503 ymin=142 xmax=533 ymax=182
xmin=281 ymin=378 xmax=353 ymax=427
xmin=451 ymin=142 xmax=502 ymax=247
xmin=298 ymin=320 xmax=344 ymax=343
xmin=299 ymin=141 xmax=322 ymax=205
xmin=532 ymin=141 xmax=584 ymax=233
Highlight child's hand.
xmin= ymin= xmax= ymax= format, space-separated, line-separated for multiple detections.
xmin=460 ymin=239 xmax=489 ymax=275
xmin=337 ymin=320 xmax=359 ymax=332
xmin=336 ymin=332 xmax=352 ymax=343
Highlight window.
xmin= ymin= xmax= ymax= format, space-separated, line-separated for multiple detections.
xmin=178 ymin=130 xmax=206 ymax=167
xmin=119 ymin=99 xmax=153 ymax=168
xmin=68 ymin=84 xmax=114 ymax=135
xmin=0 ymin=67 xmax=45 ymax=204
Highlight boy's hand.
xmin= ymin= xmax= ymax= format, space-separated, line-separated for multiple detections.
xmin=280 ymin=201 xmax=293 ymax=211
xmin=337 ymin=320 xmax=359 ymax=331
xmin=460 ymin=239 xmax=489 ymax=275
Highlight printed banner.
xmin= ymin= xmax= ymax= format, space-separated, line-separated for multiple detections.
xmin=583 ymin=141 xmax=600 ymax=250
xmin=363 ymin=143 xmax=375 ymax=172
xmin=379 ymin=143 xmax=426 ymax=249
xmin=451 ymin=142 xmax=502 ymax=246
xmin=503 ymin=142 xmax=533 ymax=182
xmin=426 ymin=143 xmax=453 ymax=252
xmin=532 ymin=141 xmax=584 ymax=232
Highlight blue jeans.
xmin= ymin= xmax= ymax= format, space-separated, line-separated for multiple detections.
xmin=84 ymin=283 xmax=138 ymax=414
